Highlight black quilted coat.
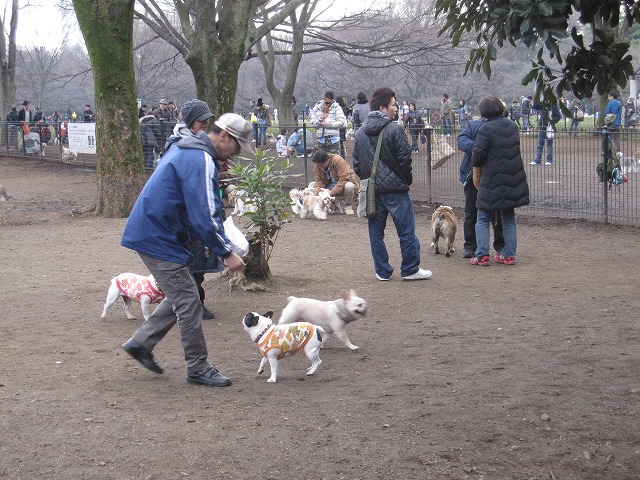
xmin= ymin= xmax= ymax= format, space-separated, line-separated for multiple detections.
xmin=353 ymin=111 xmax=412 ymax=193
xmin=472 ymin=115 xmax=530 ymax=211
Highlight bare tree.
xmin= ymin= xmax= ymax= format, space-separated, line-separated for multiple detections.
xmin=134 ymin=0 xmax=308 ymax=116
xmin=16 ymin=45 xmax=65 ymax=109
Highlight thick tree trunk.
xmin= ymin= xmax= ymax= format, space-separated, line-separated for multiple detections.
xmin=183 ymin=0 xmax=258 ymax=115
xmin=72 ymin=0 xmax=146 ymax=217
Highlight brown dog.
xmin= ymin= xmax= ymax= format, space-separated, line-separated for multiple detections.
xmin=431 ymin=205 xmax=457 ymax=257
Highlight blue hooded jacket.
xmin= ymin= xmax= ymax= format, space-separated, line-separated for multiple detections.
xmin=121 ymin=128 xmax=232 ymax=265
xmin=457 ymin=119 xmax=484 ymax=184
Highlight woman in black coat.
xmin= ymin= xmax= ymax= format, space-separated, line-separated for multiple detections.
xmin=470 ymin=95 xmax=529 ymax=266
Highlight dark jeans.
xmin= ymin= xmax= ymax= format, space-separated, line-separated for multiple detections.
xmin=463 ymin=181 xmax=504 ymax=253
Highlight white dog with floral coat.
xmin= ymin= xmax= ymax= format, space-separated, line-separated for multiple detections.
xmin=101 ymin=272 xmax=165 ymax=320
xmin=242 ymin=311 xmax=324 ymax=383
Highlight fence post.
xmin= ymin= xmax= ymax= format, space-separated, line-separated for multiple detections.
xmin=601 ymin=126 xmax=609 ymax=224
xmin=425 ymin=127 xmax=433 ymax=202
xmin=302 ymin=122 xmax=308 ymax=186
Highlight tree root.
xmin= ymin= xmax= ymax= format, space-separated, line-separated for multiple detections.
xmin=225 ymin=270 xmax=268 ymax=292
xmin=70 ymin=202 xmax=97 ymax=216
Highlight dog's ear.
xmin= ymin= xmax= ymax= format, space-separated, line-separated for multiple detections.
xmin=243 ymin=312 xmax=259 ymax=327
xmin=264 ymin=311 xmax=273 ymax=319
xmin=340 ymin=289 xmax=352 ymax=301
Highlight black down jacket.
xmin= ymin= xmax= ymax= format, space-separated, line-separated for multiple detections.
xmin=353 ymin=111 xmax=412 ymax=193
xmin=472 ymin=115 xmax=530 ymax=211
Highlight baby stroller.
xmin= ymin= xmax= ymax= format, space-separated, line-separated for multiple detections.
xmin=19 ymin=132 xmax=41 ymax=155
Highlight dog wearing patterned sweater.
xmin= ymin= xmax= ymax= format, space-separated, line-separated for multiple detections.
xmin=101 ymin=273 xmax=165 ymax=320
xmin=242 ymin=311 xmax=324 ymax=383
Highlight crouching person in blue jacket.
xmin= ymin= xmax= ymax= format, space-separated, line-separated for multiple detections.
xmin=120 ymin=99 xmax=255 ymax=388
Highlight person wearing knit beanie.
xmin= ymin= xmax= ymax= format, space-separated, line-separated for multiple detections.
xmin=180 ymin=99 xmax=214 ymax=128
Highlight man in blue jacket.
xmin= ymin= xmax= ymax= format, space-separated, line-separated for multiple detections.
xmin=457 ymin=119 xmax=504 ymax=258
xmin=604 ymin=91 xmax=623 ymax=152
xmin=121 ymin=100 xmax=253 ymax=388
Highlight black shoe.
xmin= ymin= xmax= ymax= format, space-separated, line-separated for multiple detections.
xmin=122 ymin=339 xmax=163 ymax=374
xmin=187 ymin=367 xmax=232 ymax=387
xmin=462 ymin=249 xmax=474 ymax=258
xmin=202 ymin=306 xmax=215 ymax=320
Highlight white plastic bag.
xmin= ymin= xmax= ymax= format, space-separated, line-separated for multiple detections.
xmin=546 ymin=123 xmax=555 ymax=139
xmin=223 ymin=215 xmax=249 ymax=257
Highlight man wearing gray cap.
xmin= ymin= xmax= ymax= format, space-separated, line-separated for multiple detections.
xmin=155 ymin=98 xmax=175 ymax=123
xmin=121 ymin=99 xmax=252 ymax=388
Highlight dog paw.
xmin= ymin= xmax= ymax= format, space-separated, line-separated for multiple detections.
xmin=127 ymin=315 xmax=137 ymax=320
xmin=257 ymin=368 xmax=264 ymax=375
xmin=348 ymin=345 xmax=360 ymax=351
xmin=267 ymin=377 xmax=277 ymax=383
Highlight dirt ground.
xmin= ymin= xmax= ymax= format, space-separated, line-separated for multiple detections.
xmin=1 ymin=156 xmax=639 ymax=480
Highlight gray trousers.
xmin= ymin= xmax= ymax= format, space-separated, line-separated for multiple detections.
xmin=130 ymin=253 xmax=210 ymax=374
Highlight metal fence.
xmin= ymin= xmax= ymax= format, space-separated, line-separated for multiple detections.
xmin=275 ymin=122 xmax=640 ymax=227
xmin=1 ymin=120 xmax=638 ymax=226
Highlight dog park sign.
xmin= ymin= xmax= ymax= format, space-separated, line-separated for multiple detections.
xmin=67 ymin=123 xmax=96 ymax=154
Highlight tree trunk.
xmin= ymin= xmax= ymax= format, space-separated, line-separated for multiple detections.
xmin=183 ymin=0 xmax=258 ymax=115
xmin=243 ymin=239 xmax=271 ymax=281
xmin=72 ymin=0 xmax=146 ymax=217
xmin=0 ymin=0 xmax=18 ymax=118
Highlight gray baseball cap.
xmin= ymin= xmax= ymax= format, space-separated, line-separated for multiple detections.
xmin=215 ymin=113 xmax=256 ymax=155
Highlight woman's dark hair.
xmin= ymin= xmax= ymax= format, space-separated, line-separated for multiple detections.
xmin=477 ymin=95 xmax=506 ymax=119
xmin=357 ymin=92 xmax=368 ymax=104
xmin=370 ymin=87 xmax=396 ymax=112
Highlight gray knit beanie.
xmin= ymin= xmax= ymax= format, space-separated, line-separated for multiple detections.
xmin=180 ymin=99 xmax=214 ymax=128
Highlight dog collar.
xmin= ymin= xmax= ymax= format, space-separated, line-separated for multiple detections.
xmin=255 ymin=325 xmax=274 ymax=344
xmin=336 ymin=299 xmax=359 ymax=324
xmin=151 ymin=280 xmax=164 ymax=295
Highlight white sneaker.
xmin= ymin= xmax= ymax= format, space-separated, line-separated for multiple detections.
xmin=545 ymin=161 xmax=552 ymax=165
xmin=375 ymin=274 xmax=390 ymax=281
xmin=344 ymin=207 xmax=354 ymax=215
xmin=401 ymin=269 xmax=433 ymax=281
xmin=529 ymin=161 xmax=539 ymax=165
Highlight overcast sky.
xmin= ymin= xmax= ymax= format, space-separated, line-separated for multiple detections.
xmin=17 ymin=0 xmax=381 ymax=48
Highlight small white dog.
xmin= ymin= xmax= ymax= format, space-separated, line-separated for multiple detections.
xmin=278 ymin=289 xmax=367 ymax=351
xmin=231 ymin=189 xmax=258 ymax=216
xmin=289 ymin=188 xmax=305 ymax=214
xmin=243 ymin=311 xmax=325 ymax=383
xmin=431 ymin=205 xmax=457 ymax=257
xmin=101 ymin=273 xmax=165 ymax=320
xmin=61 ymin=147 xmax=77 ymax=163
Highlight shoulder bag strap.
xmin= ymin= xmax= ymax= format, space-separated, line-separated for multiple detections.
xmin=371 ymin=124 xmax=388 ymax=179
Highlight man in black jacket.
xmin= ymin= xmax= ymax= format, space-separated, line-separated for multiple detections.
xmin=353 ymin=87 xmax=432 ymax=282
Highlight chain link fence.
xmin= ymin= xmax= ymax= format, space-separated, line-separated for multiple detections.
xmin=1 ymin=120 xmax=638 ymax=226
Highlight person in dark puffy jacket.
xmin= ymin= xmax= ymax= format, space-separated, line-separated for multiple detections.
xmin=353 ymin=87 xmax=432 ymax=281
xmin=139 ymin=114 xmax=158 ymax=168
xmin=457 ymin=118 xmax=504 ymax=258
xmin=470 ymin=95 xmax=529 ymax=266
